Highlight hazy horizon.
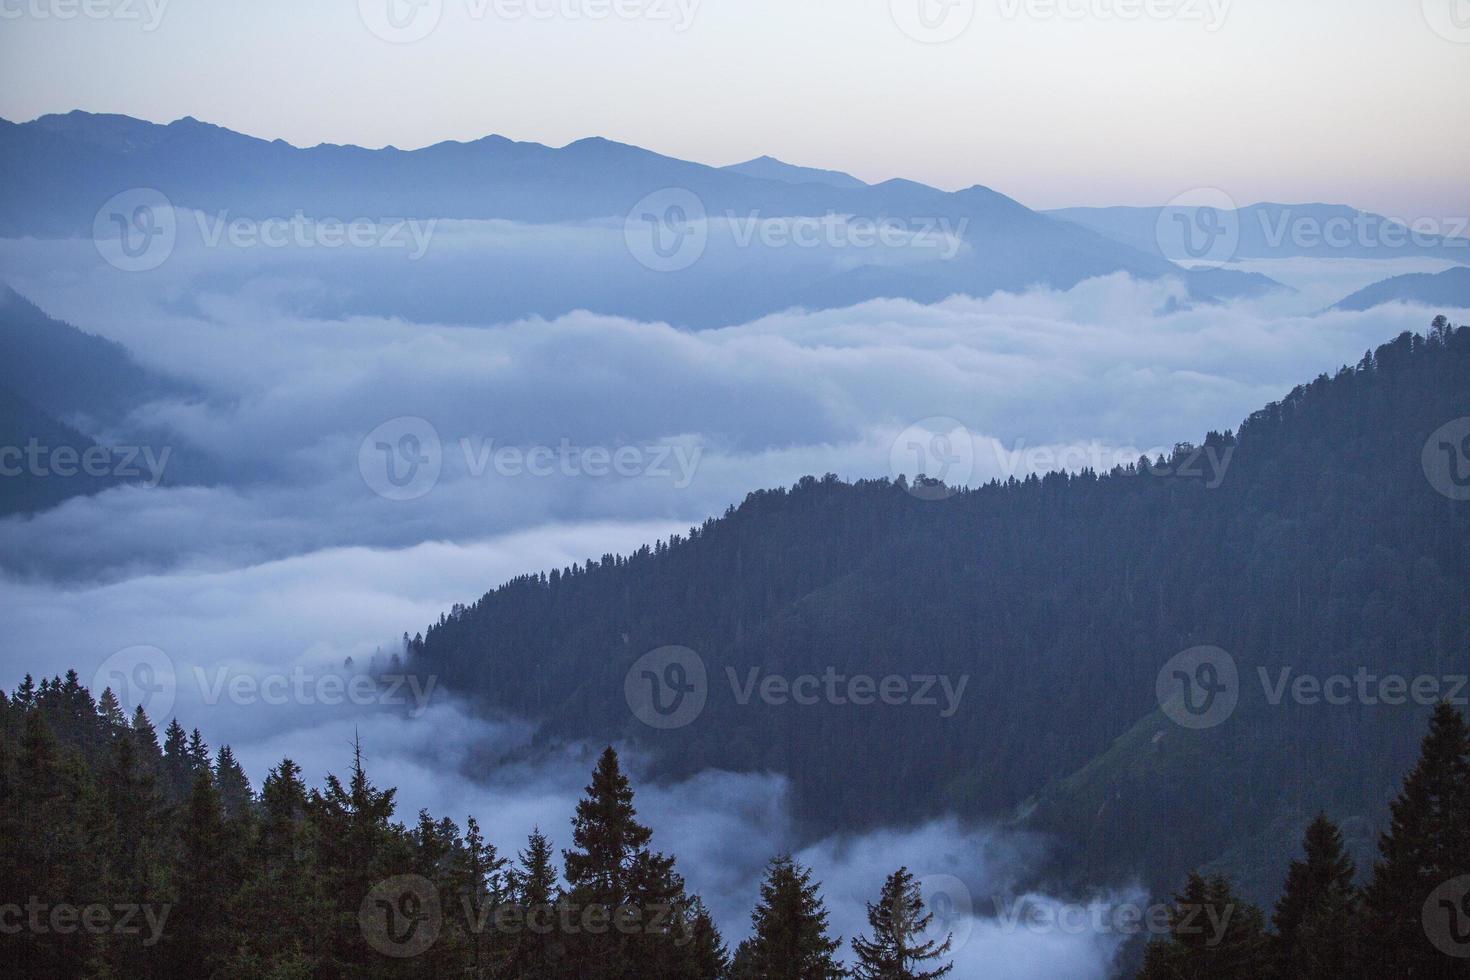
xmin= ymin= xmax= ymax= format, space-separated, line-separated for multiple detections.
xmin=2 ymin=0 xmax=1467 ymax=219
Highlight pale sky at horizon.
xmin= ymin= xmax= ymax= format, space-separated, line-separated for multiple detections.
xmin=1 ymin=0 xmax=1466 ymax=218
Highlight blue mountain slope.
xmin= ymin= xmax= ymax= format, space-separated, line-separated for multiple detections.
xmin=1331 ymin=266 xmax=1470 ymax=311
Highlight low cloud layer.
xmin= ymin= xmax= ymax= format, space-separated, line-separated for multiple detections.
xmin=2 ymin=233 xmax=1455 ymax=581
xmin=2 ymin=235 xmax=1463 ymax=976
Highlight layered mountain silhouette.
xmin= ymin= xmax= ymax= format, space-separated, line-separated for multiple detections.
xmin=1050 ymin=202 xmax=1470 ymax=263
xmin=720 ymin=155 xmax=868 ymax=189
xmin=1 ymin=112 xmax=1277 ymax=327
xmin=1331 ymin=265 xmax=1470 ymax=312
xmin=0 ymin=286 xmax=203 ymax=514
xmin=411 ymin=318 xmax=1470 ymax=906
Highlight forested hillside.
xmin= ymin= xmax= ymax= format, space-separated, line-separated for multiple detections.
xmin=3 ymin=671 xmax=1467 ymax=977
xmin=413 ymin=317 xmax=1470 ymax=902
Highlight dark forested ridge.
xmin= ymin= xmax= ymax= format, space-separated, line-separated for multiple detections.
xmin=413 ymin=317 xmax=1470 ymax=904
xmin=1 ymin=671 xmax=1467 ymax=977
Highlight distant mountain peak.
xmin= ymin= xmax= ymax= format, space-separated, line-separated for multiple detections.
xmin=722 ymin=155 xmax=867 ymax=190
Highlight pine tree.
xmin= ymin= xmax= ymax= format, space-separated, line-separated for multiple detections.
xmin=96 ymin=686 xmax=127 ymax=731
xmin=214 ymin=743 xmax=254 ymax=818
xmin=130 ymin=704 xmax=159 ymax=760
xmin=1137 ymin=872 xmax=1270 ymax=980
xmin=307 ymin=736 xmax=413 ymax=977
xmin=187 ymin=727 xmax=210 ymax=772
xmin=1270 ymin=814 xmax=1357 ymax=978
xmin=851 ymin=867 xmax=953 ymax=979
xmin=743 ymin=855 xmax=847 ymax=979
xmin=228 ymin=758 xmax=325 ymax=978
xmin=507 ymin=827 xmax=565 ymax=977
xmin=680 ymin=896 xmax=731 ymax=979
xmin=161 ymin=719 xmax=192 ymax=802
xmin=461 ymin=815 xmax=510 ymax=977
xmin=1360 ymin=702 xmax=1470 ymax=976
xmin=564 ymin=746 xmax=659 ymax=908
xmin=561 ymin=746 xmax=689 ymax=978
xmin=167 ymin=768 xmax=241 ymax=980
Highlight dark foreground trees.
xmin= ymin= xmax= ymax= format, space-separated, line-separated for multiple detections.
xmin=3 ymin=673 xmax=1468 ymax=978
xmin=850 ymin=867 xmax=953 ymax=979
xmin=0 ymin=674 xmax=726 ymax=980
xmin=1140 ymin=702 xmax=1470 ymax=979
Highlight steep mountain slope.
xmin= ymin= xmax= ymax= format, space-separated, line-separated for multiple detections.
xmin=1331 ymin=265 xmax=1470 ymax=312
xmin=0 ymin=286 xmax=181 ymax=429
xmin=412 ymin=318 xmax=1470 ymax=904
xmin=0 ymin=384 xmax=120 ymax=515
xmin=0 ymin=287 xmax=206 ymax=515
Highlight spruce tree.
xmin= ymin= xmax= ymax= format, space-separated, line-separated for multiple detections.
xmin=1137 ymin=872 xmax=1269 ymax=980
xmin=167 ymin=768 xmax=241 ymax=980
xmin=851 ymin=867 xmax=953 ymax=979
xmin=161 ymin=719 xmax=192 ymax=802
xmin=228 ymin=757 xmax=325 ymax=978
xmin=507 ymin=827 xmax=565 ymax=977
xmin=561 ymin=746 xmax=688 ymax=978
xmin=213 ymin=743 xmax=254 ymax=818
xmin=1270 ymin=814 xmax=1357 ymax=978
xmin=1360 ymin=702 xmax=1470 ymax=975
xmin=743 ymin=855 xmax=847 ymax=979
xmin=455 ymin=814 xmax=508 ymax=979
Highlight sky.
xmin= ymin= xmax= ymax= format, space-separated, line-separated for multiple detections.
xmin=1 ymin=0 xmax=1467 ymax=219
